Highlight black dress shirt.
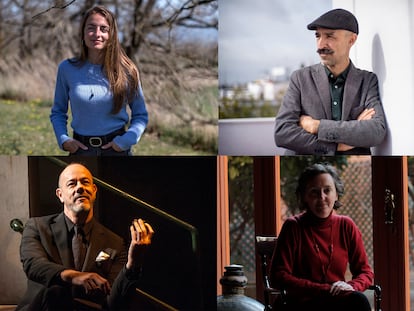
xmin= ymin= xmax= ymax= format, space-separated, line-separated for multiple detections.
xmin=325 ymin=64 xmax=351 ymax=121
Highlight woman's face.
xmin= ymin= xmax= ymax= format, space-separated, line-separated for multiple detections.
xmin=83 ymin=13 xmax=110 ymax=54
xmin=303 ymin=173 xmax=338 ymax=219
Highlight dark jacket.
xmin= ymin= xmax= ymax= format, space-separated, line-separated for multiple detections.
xmin=17 ymin=212 xmax=138 ymax=310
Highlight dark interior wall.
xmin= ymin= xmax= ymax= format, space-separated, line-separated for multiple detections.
xmin=28 ymin=156 xmax=217 ymax=311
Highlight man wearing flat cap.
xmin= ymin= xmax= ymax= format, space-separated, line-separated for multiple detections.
xmin=274 ymin=8 xmax=386 ymax=155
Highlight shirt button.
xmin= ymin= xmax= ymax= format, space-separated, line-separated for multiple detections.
xmin=333 ymin=101 xmax=338 ymax=105
xmin=335 ymin=85 xmax=338 ymax=89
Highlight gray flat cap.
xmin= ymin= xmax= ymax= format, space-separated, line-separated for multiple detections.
xmin=307 ymin=8 xmax=359 ymax=34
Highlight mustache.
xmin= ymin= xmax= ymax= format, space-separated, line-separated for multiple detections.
xmin=317 ymin=48 xmax=334 ymax=55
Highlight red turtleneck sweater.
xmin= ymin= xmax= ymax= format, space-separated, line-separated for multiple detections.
xmin=270 ymin=211 xmax=373 ymax=303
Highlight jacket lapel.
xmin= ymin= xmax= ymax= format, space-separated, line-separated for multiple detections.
xmin=342 ymin=63 xmax=361 ymax=120
xmin=312 ymin=64 xmax=331 ymax=118
xmin=50 ymin=213 xmax=73 ymax=268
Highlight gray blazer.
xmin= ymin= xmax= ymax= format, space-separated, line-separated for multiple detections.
xmin=17 ymin=213 xmax=138 ymax=310
xmin=274 ymin=62 xmax=386 ymax=155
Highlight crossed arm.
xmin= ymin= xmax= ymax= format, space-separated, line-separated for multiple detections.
xmin=299 ymin=108 xmax=376 ymax=152
xmin=274 ymin=70 xmax=386 ymax=154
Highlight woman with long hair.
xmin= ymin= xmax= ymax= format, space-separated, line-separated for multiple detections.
xmin=50 ymin=6 xmax=148 ymax=156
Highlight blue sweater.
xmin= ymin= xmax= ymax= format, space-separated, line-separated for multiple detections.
xmin=50 ymin=59 xmax=148 ymax=151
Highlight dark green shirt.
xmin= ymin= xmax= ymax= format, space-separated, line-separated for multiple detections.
xmin=325 ymin=64 xmax=351 ymax=121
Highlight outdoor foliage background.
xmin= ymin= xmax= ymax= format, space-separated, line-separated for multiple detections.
xmin=0 ymin=0 xmax=218 ymax=155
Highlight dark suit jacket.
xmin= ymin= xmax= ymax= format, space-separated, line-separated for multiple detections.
xmin=274 ymin=62 xmax=386 ymax=155
xmin=17 ymin=212 xmax=138 ymax=310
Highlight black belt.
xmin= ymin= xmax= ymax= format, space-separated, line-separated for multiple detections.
xmin=74 ymin=128 xmax=125 ymax=147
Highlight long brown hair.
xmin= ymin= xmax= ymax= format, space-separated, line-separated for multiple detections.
xmin=78 ymin=6 xmax=140 ymax=114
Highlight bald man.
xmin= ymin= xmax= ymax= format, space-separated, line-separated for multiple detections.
xmin=17 ymin=163 xmax=154 ymax=311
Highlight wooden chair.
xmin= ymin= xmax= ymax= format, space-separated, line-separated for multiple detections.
xmin=255 ymin=235 xmax=382 ymax=311
xmin=255 ymin=236 xmax=286 ymax=311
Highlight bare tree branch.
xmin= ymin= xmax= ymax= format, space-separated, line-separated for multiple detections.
xmin=151 ymin=0 xmax=217 ymax=29
xmin=32 ymin=0 xmax=76 ymax=20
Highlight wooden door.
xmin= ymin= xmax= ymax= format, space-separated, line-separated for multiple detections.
xmin=372 ymin=156 xmax=410 ymax=311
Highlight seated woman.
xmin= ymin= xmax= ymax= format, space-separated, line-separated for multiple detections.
xmin=270 ymin=163 xmax=373 ymax=311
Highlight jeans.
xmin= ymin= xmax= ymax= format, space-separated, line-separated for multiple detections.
xmin=70 ymin=147 xmax=131 ymax=156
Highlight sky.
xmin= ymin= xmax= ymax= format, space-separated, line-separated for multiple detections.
xmin=219 ymin=0 xmax=332 ymax=85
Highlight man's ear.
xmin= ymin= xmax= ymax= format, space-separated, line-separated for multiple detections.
xmin=90 ymin=183 xmax=98 ymax=202
xmin=349 ymin=33 xmax=357 ymax=46
xmin=56 ymin=188 xmax=64 ymax=203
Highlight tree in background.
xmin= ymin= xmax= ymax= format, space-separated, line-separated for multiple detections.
xmin=0 ymin=0 xmax=217 ymax=62
xmin=0 ymin=0 xmax=218 ymax=154
xmin=228 ymin=157 xmax=348 ymax=230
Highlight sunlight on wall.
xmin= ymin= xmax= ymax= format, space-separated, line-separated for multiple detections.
xmin=334 ymin=0 xmax=414 ymax=155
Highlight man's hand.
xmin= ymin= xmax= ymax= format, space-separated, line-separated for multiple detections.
xmin=337 ymin=143 xmax=354 ymax=152
xmin=299 ymin=115 xmax=320 ymax=134
xmin=357 ymin=108 xmax=375 ymax=120
xmin=337 ymin=108 xmax=376 ymax=151
xmin=300 ymin=108 xmax=374 ymax=136
xmin=60 ymin=269 xmax=111 ymax=295
xmin=330 ymin=281 xmax=354 ymax=296
xmin=62 ymin=139 xmax=88 ymax=153
xmin=126 ymin=219 xmax=154 ymax=270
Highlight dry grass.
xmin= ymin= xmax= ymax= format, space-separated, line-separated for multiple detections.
xmin=0 ymin=54 xmax=56 ymax=101
xmin=0 ymin=53 xmax=218 ymax=155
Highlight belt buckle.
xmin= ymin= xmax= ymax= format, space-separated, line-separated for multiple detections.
xmin=89 ymin=137 xmax=102 ymax=147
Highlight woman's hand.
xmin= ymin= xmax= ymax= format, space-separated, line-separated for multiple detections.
xmin=126 ymin=219 xmax=154 ymax=270
xmin=62 ymin=139 xmax=88 ymax=153
xmin=102 ymin=141 xmax=123 ymax=152
xmin=330 ymin=281 xmax=354 ymax=296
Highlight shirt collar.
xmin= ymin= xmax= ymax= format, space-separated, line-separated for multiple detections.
xmin=64 ymin=214 xmax=94 ymax=236
xmin=324 ymin=62 xmax=351 ymax=81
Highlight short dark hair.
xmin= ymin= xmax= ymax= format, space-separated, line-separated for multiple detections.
xmin=296 ymin=163 xmax=344 ymax=210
